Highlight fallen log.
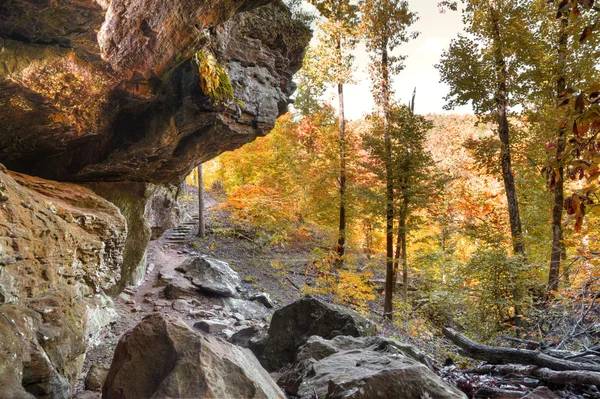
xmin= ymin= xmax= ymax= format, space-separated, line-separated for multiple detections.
xmin=472 ymin=386 xmax=523 ymax=399
xmin=442 ymin=328 xmax=600 ymax=372
xmin=466 ymin=364 xmax=600 ymax=386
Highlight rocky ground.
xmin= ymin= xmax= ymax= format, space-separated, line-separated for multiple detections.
xmin=74 ymin=188 xmax=305 ymax=395
xmin=73 ymin=187 xmax=598 ymax=399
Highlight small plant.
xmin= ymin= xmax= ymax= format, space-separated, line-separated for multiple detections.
xmin=194 ymin=49 xmax=235 ymax=103
xmin=243 ymin=275 xmax=257 ymax=284
xmin=190 ymin=241 xmax=201 ymax=250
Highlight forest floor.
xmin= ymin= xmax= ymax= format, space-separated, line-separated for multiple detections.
xmin=75 ymin=186 xmax=595 ymax=399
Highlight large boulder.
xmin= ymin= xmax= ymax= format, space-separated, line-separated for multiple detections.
xmin=176 ymin=256 xmax=241 ymax=297
xmin=102 ymin=313 xmax=286 ymax=399
xmin=223 ymin=297 xmax=271 ymax=320
xmin=0 ymin=168 xmax=125 ymax=397
xmin=0 ymin=0 xmax=311 ymax=184
xmin=261 ymin=296 xmax=376 ymax=371
xmin=279 ymin=335 xmax=467 ymax=399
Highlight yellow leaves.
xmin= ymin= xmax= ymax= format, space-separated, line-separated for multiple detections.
xmin=194 ymin=49 xmax=235 ymax=102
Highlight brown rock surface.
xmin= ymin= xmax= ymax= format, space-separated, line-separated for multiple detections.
xmin=0 ymin=167 xmax=126 ymax=397
xmin=86 ymin=181 xmax=181 ymax=293
xmin=102 ymin=313 xmax=286 ymax=399
xmin=261 ymin=296 xmax=377 ymax=371
xmin=0 ymin=0 xmax=310 ymax=183
xmin=279 ymin=335 xmax=467 ymax=399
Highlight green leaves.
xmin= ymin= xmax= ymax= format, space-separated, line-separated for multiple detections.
xmin=194 ymin=49 xmax=235 ymax=103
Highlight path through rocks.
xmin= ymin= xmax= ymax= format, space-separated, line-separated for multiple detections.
xmin=75 ymin=190 xmax=274 ymax=396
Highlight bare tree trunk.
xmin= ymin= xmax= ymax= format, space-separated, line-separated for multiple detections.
xmin=488 ymin=6 xmax=525 ymax=327
xmin=400 ymin=201 xmax=408 ymax=302
xmin=381 ymin=42 xmax=394 ymax=320
xmin=489 ymin=6 xmax=526 ymax=259
xmin=548 ymin=16 xmax=569 ymax=295
xmin=336 ymin=81 xmax=347 ymax=266
xmin=197 ymin=164 xmax=206 ymax=238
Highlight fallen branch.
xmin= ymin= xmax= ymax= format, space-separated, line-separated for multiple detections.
xmin=442 ymin=328 xmax=600 ymax=372
xmin=472 ymin=386 xmax=523 ymax=398
xmin=285 ymin=276 xmax=301 ymax=292
xmin=466 ymin=364 xmax=600 ymax=386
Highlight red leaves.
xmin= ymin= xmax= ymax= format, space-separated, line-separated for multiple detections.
xmin=564 ymin=193 xmax=594 ymax=232
xmin=580 ymin=25 xmax=594 ymax=42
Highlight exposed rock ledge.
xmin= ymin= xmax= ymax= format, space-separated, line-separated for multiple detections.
xmin=0 ymin=0 xmax=310 ymax=183
xmin=0 ymin=166 xmax=126 ymax=398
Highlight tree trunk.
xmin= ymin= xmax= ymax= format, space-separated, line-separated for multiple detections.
xmin=548 ymin=16 xmax=569 ymax=294
xmin=336 ymin=81 xmax=347 ymax=266
xmin=381 ymin=43 xmax=394 ymax=320
xmin=197 ymin=164 xmax=206 ymax=238
xmin=443 ymin=327 xmax=600 ymax=372
xmin=395 ymin=199 xmax=409 ymax=301
xmin=489 ymin=6 xmax=526 ymax=259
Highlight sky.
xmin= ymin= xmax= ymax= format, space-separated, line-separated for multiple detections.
xmin=316 ymin=0 xmax=474 ymax=120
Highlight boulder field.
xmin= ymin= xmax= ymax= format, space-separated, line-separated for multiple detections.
xmin=99 ymin=298 xmax=466 ymax=399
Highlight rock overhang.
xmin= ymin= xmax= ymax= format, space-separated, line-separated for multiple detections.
xmin=0 ymin=0 xmax=311 ymax=183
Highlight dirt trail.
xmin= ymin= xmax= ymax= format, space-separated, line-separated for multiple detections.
xmin=75 ymin=190 xmax=247 ymax=393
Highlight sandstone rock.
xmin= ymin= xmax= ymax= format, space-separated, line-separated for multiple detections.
xmin=190 ymin=309 xmax=218 ymax=319
xmin=228 ymin=325 xmax=270 ymax=358
xmin=250 ymin=292 xmax=274 ymax=308
xmin=279 ymin=335 xmax=466 ymax=399
xmin=73 ymin=391 xmax=101 ymax=399
xmin=102 ymin=313 xmax=285 ymax=399
xmin=155 ymin=272 xmax=175 ymax=287
xmin=86 ymin=182 xmax=181 ymax=293
xmin=117 ymin=293 xmax=134 ymax=304
xmin=194 ymin=319 xmax=230 ymax=333
xmin=0 ymin=1 xmax=310 ymax=184
xmin=153 ymin=300 xmax=170 ymax=307
xmin=177 ymin=257 xmax=241 ymax=297
xmin=233 ymin=312 xmax=246 ymax=321
xmin=85 ymin=364 xmax=110 ymax=391
xmin=261 ymin=296 xmax=376 ymax=371
xmin=0 ymin=170 xmax=126 ymax=397
xmin=84 ymin=295 xmax=119 ymax=349
xmin=164 ymin=277 xmax=198 ymax=300
xmin=172 ymin=299 xmax=190 ymax=312
xmin=223 ymin=297 xmax=271 ymax=321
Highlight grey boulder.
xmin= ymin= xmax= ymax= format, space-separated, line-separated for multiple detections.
xmin=102 ymin=313 xmax=285 ymax=399
xmin=176 ymin=257 xmax=241 ymax=297
xmin=261 ymin=296 xmax=376 ymax=371
xmin=279 ymin=335 xmax=467 ymax=399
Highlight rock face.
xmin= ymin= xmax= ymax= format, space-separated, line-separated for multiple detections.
xmin=279 ymin=335 xmax=467 ymax=399
xmin=261 ymin=296 xmax=377 ymax=371
xmin=0 ymin=0 xmax=311 ymax=184
xmin=176 ymin=256 xmax=241 ymax=297
xmin=85 ymin=364 xmax=110 ymax=391
xmin=86 ymin=181 xmax=181 ymax=293
xmin=102 ymin=313 xmax=286 ymax=399
xmin=0 ymin=167 xmax=126 ymax=397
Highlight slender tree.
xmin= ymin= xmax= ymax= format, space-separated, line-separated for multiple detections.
xmin=308 ymin=0 xmax=359 ymax=265
xmin=437 ymin=0 xmax=528 ymax=259
xmin=361 ymin=0 xmax=417 ymax=319
xmin=197 ymin=164 xmax=206 ymax=238
xmin=523 ymin=0 xmax=600 ymax=294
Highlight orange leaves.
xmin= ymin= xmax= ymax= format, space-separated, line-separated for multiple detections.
xmin=220 ymin=184 xmax=298 ymax=236
xmin=563 ymin=193 xmax=592 ymax=232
